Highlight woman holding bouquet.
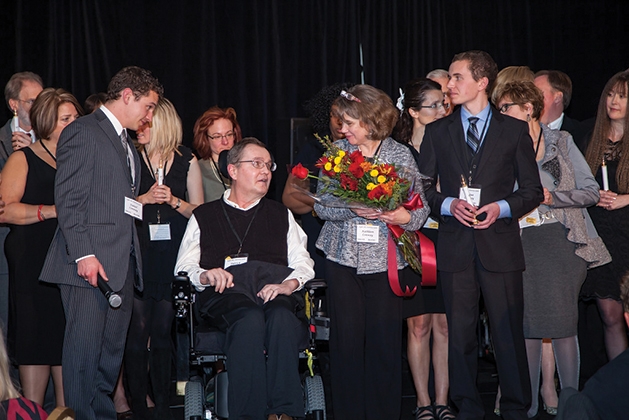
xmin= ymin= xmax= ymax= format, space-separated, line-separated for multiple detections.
xmin=314 ymin=84 xmax=430 ymax=420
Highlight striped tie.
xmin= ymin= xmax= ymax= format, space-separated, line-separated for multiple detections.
xmin=120 ymin=130 xmax=135 ymax=183
xmin=466 ymin=117 xmax=480 ymax=153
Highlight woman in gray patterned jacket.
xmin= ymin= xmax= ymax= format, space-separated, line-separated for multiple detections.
xmin=493 ymin=81 xmax=610 ymax=418
xmin=314 ymin=84 xmax=430 ymax=420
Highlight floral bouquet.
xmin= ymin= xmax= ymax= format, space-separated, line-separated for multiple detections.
xmin=291 ymin=135 xmax=436 ymax=294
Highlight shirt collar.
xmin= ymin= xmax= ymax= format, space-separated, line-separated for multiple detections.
xmin=460 ymin=103 xmax=491 ymax=124
xmin=99 ymin=104 xmax=124 ymax=136
xmin=223 ymin=189 xmax=261 ymax=211
xmin=547 ymin=113 xmax=565 ymax=131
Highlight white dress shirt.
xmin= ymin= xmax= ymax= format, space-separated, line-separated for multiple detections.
xmin=175 ymin=189 xmax=315 ymax=292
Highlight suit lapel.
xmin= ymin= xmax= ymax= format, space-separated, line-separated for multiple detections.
xmin=473 ymin=111 xmax=503 ymax=181
xmin=447 ymin=109 xmax=471 ymax=176
xmin=95 ymin=110 xmax=134 ymax=187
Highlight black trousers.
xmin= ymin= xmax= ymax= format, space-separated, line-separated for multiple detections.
xmin=202 ymin=293 xmax=305 ymax=419
xmin=441 ymin=258 xmax=531 ymax=420
xmin=325 ymin=260 xmax=403 ymax=420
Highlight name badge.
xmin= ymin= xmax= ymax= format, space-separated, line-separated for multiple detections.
xmin=356 ymin=224 xmax=380 ymax=243
xmin=224 ymin=253 xmax=248 ymax=269
xmin=459 ymin=187 xmax=481 ymax=207
xmin=519 ymin=208 xmax=541 ymax=229
xmin=124 ymin=196 xmax=143 ymax=220
xmin=423 ymin=216 xmax=439 ymax=229
xmin=149 ymin=223 xmax=171 ymax=241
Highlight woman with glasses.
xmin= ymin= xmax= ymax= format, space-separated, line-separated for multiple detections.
xmin=392 ymin=78 xmax=453 ymax=420
xmin=493 ymin=81 xmax=610 ymax=418
xmin=192 ymin=106 xmax=242 ymax=202
xmin=581 ymin=71 xmax=629 ymax=362
xmin=314 ymin=84 xmax=430 ymax=420
xmin=125 ymin=98 xmax=203 ymax=420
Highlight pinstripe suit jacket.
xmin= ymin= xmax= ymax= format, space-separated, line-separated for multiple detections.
xmin=40 ymin=108 xmax=143 ymax=292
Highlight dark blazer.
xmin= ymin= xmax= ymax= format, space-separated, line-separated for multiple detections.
xmin=0 ymin=119 xmax=13 ymax=169
xmin=40 ymin=108 xmax=143 ymax=291
xmin=418 ymin=107 xmax=543 ymax=273
xmin=561 ymin=115 xmax=588 ymax=154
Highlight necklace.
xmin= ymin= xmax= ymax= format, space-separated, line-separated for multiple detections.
xmin=40 ymin=139 xmax=56 ymax=162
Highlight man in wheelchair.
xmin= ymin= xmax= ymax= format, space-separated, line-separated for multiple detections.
xmin=175 ymin=137 xmax=315 ymax=420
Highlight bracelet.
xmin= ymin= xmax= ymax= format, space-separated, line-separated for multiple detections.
xmin=37 ymin=204 xmax=45 ymax=222
xmin=174 ymin=198 xmax=181 ymax=209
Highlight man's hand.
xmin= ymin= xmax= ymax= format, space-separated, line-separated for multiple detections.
xmin=200 ymin=268 xmax=234 ymax=293
xmin=450 ymin=198 xmax=477 ymax=226
xmin=77 ymin=256 xmax=107 ymax=287
xmin=11 ymin=131 xmax=31 ymax=151
xmin=474 ymin=202 xmax=500 ymax=229
xmin=257 ymin=279 xmax=299 ymax=303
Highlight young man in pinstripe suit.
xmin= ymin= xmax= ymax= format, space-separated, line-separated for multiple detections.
xmin=41 ymin=67 xmax=163 ymax=420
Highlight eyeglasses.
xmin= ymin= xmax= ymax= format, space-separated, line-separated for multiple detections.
xmin=17 ymin=99 xmax=35 ymax=107
xmin=237 ymin=160 xmax=277 ymax=172
xmin=207 ymin=132 xmax=235 ymax=141
xmin=498 ymin=103 xmax=520 ymax=114
xmin=418 ymin=102 xmax=445 ymax=111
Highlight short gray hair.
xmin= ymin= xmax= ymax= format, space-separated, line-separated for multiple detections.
xmin=426 ymin=69 xmax=449 ymax=80
xmin=4 ymin=71 xmax=43 ymax=109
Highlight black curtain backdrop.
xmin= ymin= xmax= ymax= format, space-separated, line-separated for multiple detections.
xmin=2 ymin=0 xmax=628 ymax=199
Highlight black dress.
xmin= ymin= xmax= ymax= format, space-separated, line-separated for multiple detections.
xmin=581 ymin=140 xmax=629 ymax=301
xmin=6 ymin=147 xmax=64 ymax=365
xmin=135 ymin=146 xmax=192 ymax=301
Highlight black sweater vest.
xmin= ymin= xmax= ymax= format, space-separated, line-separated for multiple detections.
xmin=193 ymin=198 xmax=289 ymax=270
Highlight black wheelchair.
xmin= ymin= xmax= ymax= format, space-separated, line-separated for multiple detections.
xmin=172 ymin=272 xmax=330 ymax=420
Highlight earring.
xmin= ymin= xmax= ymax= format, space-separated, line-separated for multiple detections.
xmin=526 ymin=114 xmax=531 ymax=122
xmin=12 ymin=109 xmax=17 ymax=117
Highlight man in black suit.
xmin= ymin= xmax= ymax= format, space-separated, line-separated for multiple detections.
xmin=418 ymin=50 xmax=543 ymax=420
xmin=534 ymin=70 xmax=588 ymax=152
xmin=40 ymin=67 xmax=163 ymax=420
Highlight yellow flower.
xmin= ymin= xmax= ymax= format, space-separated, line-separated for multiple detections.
xmin=366 ymin=183 xmax=376 ymax=190
xmin=334 ymin=156 xmax=342 ymax=165
xmin=333 ymin=165 xmax=341 ymax=173
xmin=377 ymin=175 xmax=387 ymax=184
xmin=338 ymin=150 xmax=346 ymax=157
xmin=324 ymin=162 xmax=332 ymax=171
xmin=369 ymin=169 xmax=379 ymax=177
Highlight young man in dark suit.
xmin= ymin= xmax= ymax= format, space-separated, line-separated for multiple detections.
xmin=40 ymin=67 xmax=163 ymax=420
xmin=418 ymin=50 xmax=543 ymax=420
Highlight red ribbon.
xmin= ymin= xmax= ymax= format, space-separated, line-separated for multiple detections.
xmin=386 ymin=193 xmax=438 ymax=296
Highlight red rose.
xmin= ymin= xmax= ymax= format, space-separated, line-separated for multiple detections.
xmin=348 ymin=161 xmax=365 ymax=178
xmin=367 ymin=184 xmax=386 ymax=200
xmin=349 ymin=150 xmax=364 ymax=164
xmin=291 ymin=163 xmax=309 ymax=180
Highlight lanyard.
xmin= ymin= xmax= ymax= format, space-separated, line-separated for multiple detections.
xmin=211 ymin=158 xmax=227 ymax=190
xmin=220 ymin=199 xmax=261 ymax=254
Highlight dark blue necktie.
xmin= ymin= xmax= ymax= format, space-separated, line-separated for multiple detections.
xmin=466 ymin=117 xmax=480 ymax=154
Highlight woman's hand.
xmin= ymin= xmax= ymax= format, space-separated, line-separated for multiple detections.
xmin=352 ymin=207 xmax=382 ymax=220
xmin=597 ymin=190 xmax=629 ymax=211
xmin=137 ymin=183 xmax=172 ymax=205
xmin=378 ymin=206 xmax=411 ymax=226
xmin=542 ymin=188 xmax=554 ymax=206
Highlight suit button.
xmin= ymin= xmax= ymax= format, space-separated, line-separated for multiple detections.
xmin=472 ymin=165 xmax=477 ymax=169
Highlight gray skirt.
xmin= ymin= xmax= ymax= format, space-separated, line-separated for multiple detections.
xmin=521 ymin=222 xmax=587 ymax=338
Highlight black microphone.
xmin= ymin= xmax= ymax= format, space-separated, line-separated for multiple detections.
xmin=97 ymin=274 xmax=122 ymax=308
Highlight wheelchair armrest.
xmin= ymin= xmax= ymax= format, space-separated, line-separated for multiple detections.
xmin=304 ymin=279 xmax=327 ymax=292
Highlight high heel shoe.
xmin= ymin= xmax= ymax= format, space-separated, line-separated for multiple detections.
xmin=543 ymin=402 xmax=558 ymax=416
